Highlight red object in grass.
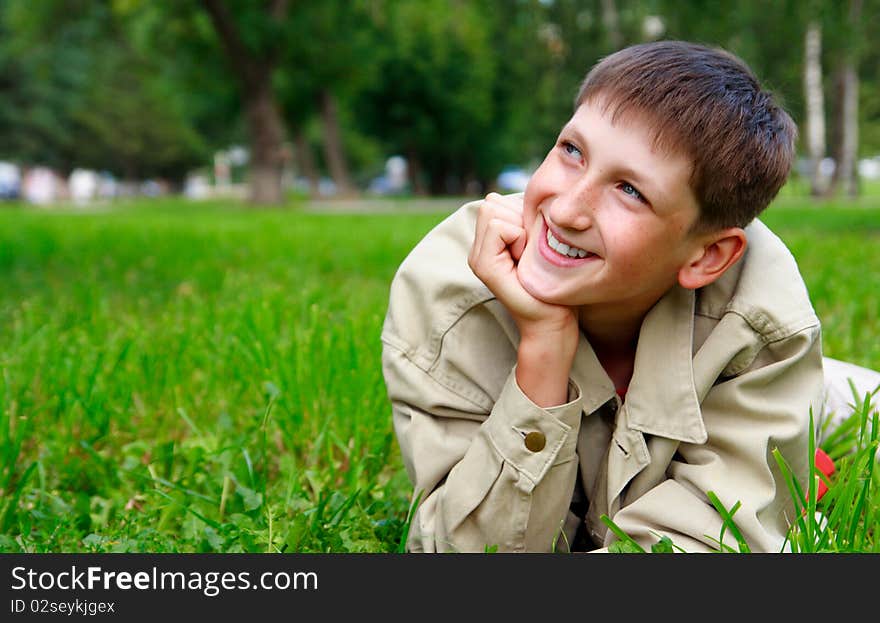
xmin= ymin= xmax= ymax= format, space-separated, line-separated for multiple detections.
xmin=814 ymin=448 xmax=835 ymax=501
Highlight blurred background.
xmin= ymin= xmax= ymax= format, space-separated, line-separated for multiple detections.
xmin=1 ymin=0 xmax=878 ymax=209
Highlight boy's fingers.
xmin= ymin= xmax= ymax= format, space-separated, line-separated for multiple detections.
xmin=471 ymin=217 xmax=521 ymax=275
xmin=509 ymin=234 xmax=526 ymax=261
xmin=480 ymin=193 xmax=525 ymax=225
xmin=475 ymin=220 xmax=534 ymax=305
xmin=471 ymin=194 xmax=529 ymax=277
xmin=487 ymin=218 xmax=525 ymax=252
xmin=484 ymin=192 xmax=524 ymax=214
xmin=474 ymin=219 xmax=526 ymax=277
xmin=474 ymin=194 xmax=526 ymax=259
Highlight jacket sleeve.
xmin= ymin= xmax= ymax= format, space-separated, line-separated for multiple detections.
xmin=608 ymin=322 xmax=823 ymax=553
xmin=382 ymin=341 xmax=584 ymax=552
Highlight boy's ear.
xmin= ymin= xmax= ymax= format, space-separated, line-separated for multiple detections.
xmin=677 ymin=227 xmax=747 ymax=290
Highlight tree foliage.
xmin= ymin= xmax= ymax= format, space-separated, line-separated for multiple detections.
xmin=0 ymin=0 xmax=208 ymax=181
xmin=2 ymin=0 xmax=880 ymax=196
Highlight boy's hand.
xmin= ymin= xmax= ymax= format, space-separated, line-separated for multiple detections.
xmin=468 ymin=193 xmax=574 ymax=332
xmin=468 ymin=193 xmax=578 ymax=407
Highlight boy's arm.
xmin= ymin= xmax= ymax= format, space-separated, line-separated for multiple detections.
xmin=382 ymin=341 xmax=584 ymax=553
xmin=468 ymin=192 xmax=580 ymax=408
xmin=604 ymin=322 xmax=823 ymax=553
xmin=515 ymin=329 xmax=578 ymax=408
xmin=381 ymin=194 xmax=585 ymax=552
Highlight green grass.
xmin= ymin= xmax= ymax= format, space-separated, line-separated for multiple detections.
xmin=0 ymin=200 xmax=445 ymax=552
xmin=0 ymin=194 xmax=878 ymax=553
xmin=761 ymin=201 xmax=880 ymax=370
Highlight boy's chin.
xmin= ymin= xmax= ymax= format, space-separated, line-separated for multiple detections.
xmin=516 ymin=264 xmax=573 ymax=307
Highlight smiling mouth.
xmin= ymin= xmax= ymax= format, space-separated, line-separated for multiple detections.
xmin=545 ymin=227 xmax=595 ymax=259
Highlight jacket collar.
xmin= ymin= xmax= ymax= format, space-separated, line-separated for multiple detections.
xmin=571 ymin=284 xmax=707 ymax=444
xmin=569 ymin=333 xmax=617 ymax=417
xmin=627 ymin=285 xmax=707 ymax=443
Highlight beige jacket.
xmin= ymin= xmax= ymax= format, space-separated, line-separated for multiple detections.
xmin=381 ymin=195 xmax=824 ymax=553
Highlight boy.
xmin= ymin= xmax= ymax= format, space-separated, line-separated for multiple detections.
xmin=381 ymin=41 xmax=880 ymax=553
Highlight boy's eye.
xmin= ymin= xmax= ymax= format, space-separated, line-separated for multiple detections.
xmin=620 ymin=182 xmax=647 ymax=204
xmin=561 ymin=141 xmax=582 ymax=159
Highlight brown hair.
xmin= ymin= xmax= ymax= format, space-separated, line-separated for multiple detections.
xmin=575 ymin=40 xmax=796 ymax=231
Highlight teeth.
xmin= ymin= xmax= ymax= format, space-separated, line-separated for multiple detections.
xmin=546 ymin=228 xmax=590 ymax=258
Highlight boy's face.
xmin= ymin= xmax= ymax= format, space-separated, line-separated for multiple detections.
xmin=518 ymin=99 xmax=703 ymax=313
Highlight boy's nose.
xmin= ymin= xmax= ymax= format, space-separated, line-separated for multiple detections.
xmin=550 ymin=183 xmax=594 ymax=231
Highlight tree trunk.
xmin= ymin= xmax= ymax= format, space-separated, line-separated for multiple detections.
xmin=244 ymin=79 xmax=286 ymax=204
xmin=838 ymin=62 xmax=859 ymax=197
xmin=201 ymin=0 xmax=287 ymax=205
xmin=407 ymin=149 xmax=427 ymax=196
xmin=292 ymin=126 xmax=320 ymax=196
xmin=319 ymin=89 xmax=356 ymax=197
xmin=429 ymin=172 xmax=444 ymax=196
xmin=828 ymin=0 xmax=862 ymax=198
xmin=803 ymin=22 xmax=827 ymax=196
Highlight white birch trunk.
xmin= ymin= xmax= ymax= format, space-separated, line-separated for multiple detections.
xmin=830 ymin=0 xmax=862 ymax=197
xmin=839 ymin=63 xmax=859 ymax=197
xmin=803 ymin=22 xmax=827 ymax=196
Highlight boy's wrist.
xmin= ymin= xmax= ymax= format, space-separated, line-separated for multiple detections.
xmin=515 ymin=327 xmax=578 ymax=408
xmin=516 ymin=311 xmax=579 ymax=345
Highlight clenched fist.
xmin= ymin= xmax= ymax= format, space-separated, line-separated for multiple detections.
xmin=468 ymin=192 xmax=576 ymax=336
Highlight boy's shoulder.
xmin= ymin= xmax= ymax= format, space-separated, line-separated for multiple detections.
xmin=697 ymin=218 xmax=819 ymax=340
xmin=381 ymin=196 xmax=517 ymax=411
xmin=382 ymin=195 xmax=490 ymax=356
xmin=381 ymin=196 xmax=508 ymax=341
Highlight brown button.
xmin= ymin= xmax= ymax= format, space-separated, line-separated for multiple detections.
xmin=524 ymin=431 xmax=546 ymax=452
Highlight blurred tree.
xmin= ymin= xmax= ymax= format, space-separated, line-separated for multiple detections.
xmin=0 ymin=2 xmax=82 ymax=172
xmin=826 ymin=0 xmax=864 ymax=197
xmin=786 ymin=0 xmax=878 ymax=197
xmin=0 ymin=0 xmax=208 ymax=182
xmin=803 ymin=18 xmax=827 ymax=196
xmin=4 ymin=0 xmax=880 ymax=200
xmin=275 ymin=1 xmax=381 ymax=198
xmin=475 ymin=0 xmax=573 ymax=177
xmin=133 ymin=0 xmax=383 ymax=201
xmin=119 ymin=1 xmax=242 ymax=163
xmin=479 ymin=0 xmax=615 ymax=177
xmin=199 ymin=0 xmax=289 ymax=204
xmin=857 ymin=0 xmax=880 ymax=158
xmin=358 ymin=0 xmax=498 ymax=195
xmin=601 ymin=0 xmax=623 ymax=50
